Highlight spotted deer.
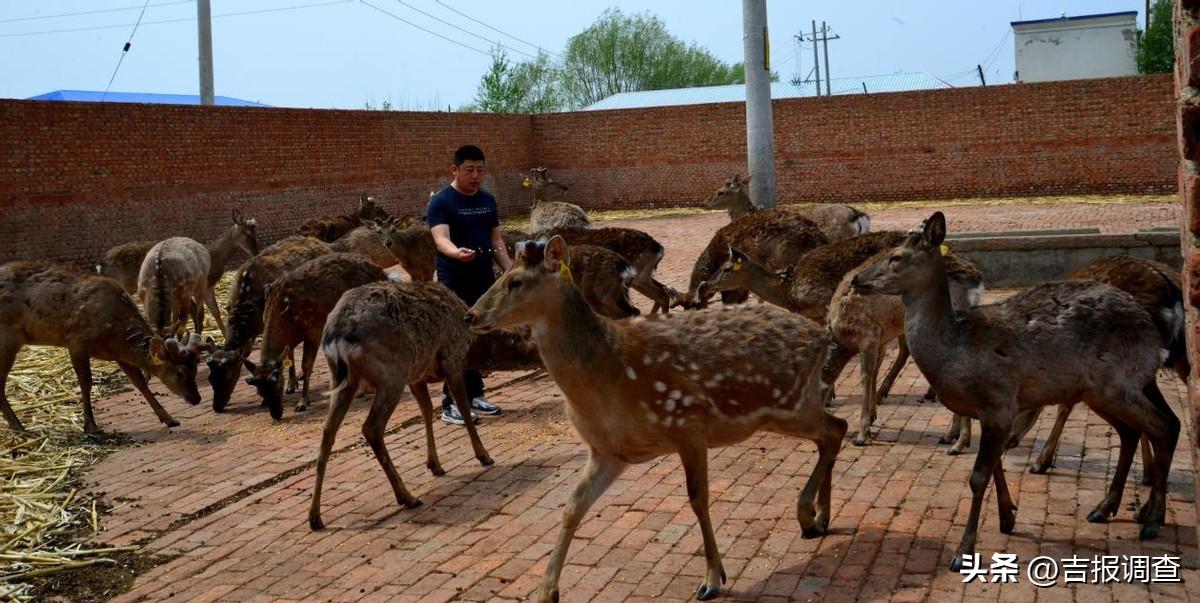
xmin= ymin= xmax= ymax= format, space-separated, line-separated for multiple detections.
xmin=500 ymin=232 xmax=638 ymax=319
xmin=296 ymin=195 xmax=392 ymax=242
xmin=380 ymin=219 xmax=437 ymax=282
xmin=544 ymin=226 xmax=678 ymax=313
xmin=465 ymin=236 xmax=847 ymax=602
xmin=243 ymin=253 xmax=389 ymax=418
xmin=310 ymin=280 xmax=541 ymax=530
xmin=329 ymin=222 xmax=399 ymax=269
xmin=683 ymin=195 xmax=828 ymax=308
xmin=0 ymin=262 xmax=211 ymax=433
xmin=702 ymin=174 xmax=870 ymax=241
xmin=1008 ymin=255 xmax=1187 ymax=482
xmin=526 ymin=167 xmax=591 ymax=233
xmin=851 ymin=212 xmax=1179 ymax=568
xmin=138 ymin=237 xmax=212 ymax=338
xmin=207 ymin=236 xmax=333 ymax=411
xmin=96 ymin=240 xmax=156 ymax=294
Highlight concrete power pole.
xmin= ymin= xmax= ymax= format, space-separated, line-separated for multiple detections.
xmin=822 ymin=21 xmax=831 ymax=94
xmin=742 ymin=0 xmax=776 ymax=209
xmin=811 ymin=20 xmax=821 ymax=96
xmin=198 ymin=0 xmax=215 ymax=105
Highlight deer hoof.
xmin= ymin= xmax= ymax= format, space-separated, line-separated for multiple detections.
xmin=1086 ymin=509 xmax=1110 ymax=524
xmin=801 ymin=525 xmax=824 ymax=539
xmin=1139 ymin=523 xmax=1161 ymax=540
xmin=851 ymin=436 xmax=867 ymax=447
xmin=165 ymin=418 xmax=180 ymax=428
xmin=1028 ymin=462 xmax=1051 ymax=475
xmin=308 ymin=515 xmax=325 ymax=531
xmin=294 ymin=402 xmax=308 ymax=413
xmin=428 ymin=463 xmax=446 ymax=476
xmin=1000 ymin=515 xmax=1016 ymax=534
xmin=534 ymin=585 xmax=559 ymax=603
xmin=946 ymin=447 xmax=962 ymax=456
xmin=403 ymin=497 xmax=423 ymax=509
xmin=478 ymin=455 xmax=494 ymax=466
xmin=696 ymin=584 xmax=720 ymax=601
xmin=1135 ymin=502 xmax=1152 ymax=524
xmin=950 ymin=555 xmax=967 ymax=572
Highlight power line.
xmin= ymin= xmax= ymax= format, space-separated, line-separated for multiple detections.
xmin=0 ymin=0 xmax=191 ymax=24
xmin=392 ymin=0 xmax=536 ymax=59
xmin=433 ymin=0 xmax=562 ymax=58
xmin=101 ymin=0 xmax=153 ymax=102
xmin=360 ymin=0 xmax=489 ymax=56
xmin=0 ymin=0 xmax=355 ymax=38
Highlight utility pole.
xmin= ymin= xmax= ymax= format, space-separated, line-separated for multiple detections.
xmin=811 ymin=20 xmax=821 ymax=96
xmin=198 ymin=0 xmax=214 ymax=105
xmin=822 ymin=21 xmax=831 ymax=95
xmin=742 ymin=0 xmax=776 ymax=209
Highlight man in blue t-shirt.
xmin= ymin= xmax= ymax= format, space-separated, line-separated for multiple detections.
xmin=427 ymin=144 xmax=514 ymax=425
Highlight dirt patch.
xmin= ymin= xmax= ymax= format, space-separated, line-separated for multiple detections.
xmin=27 ymin=547 xmax=177 ymax=603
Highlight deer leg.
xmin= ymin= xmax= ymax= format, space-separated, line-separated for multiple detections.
xmin=68 ymin=348 xmax=97 ymax=433
xmin=820 ymin=340 xmax=856 ymax=406
xmin=939 ymin=411 xmax=961 ymax=446
xmin=852 ymin=341 xmax=884 ymax=446
xmin=537 ymin=453 xmax=625 ymax=603
xmin=1029 ymin=403 xmax=1074 ymax=474
xmin=0 ymin=341 xmax=24 ymax=432
xmin=408 ymin=383 xmax=445 ymax=475
xmin=950 ymin=418 xmax=1010 ymax=571
xmin=775 ymin=411 xmax=847 ymax=537
xmin=116 ymin=361 xmax=180 ymax=427
xmin=362 ymin=384 xmax=420 ymax=509
xmin=1129 ymin=382 xmax=1179 ymax=538
xmin=678 ymin=442 xmax=726 ymax=601
xmin=1084 ymin=409 xmax=1139 ymax=523
xmin=295 ymin=338 xmax=318 ymax=413
xmin=285 ymin=346 xmax=299 ymax=394
xmin=203 ymin=288 xmax=228 ymax=339
xmin=308 ymin=374 xmax=356 ymax=531
xmin=875 ymin=336 xmax=909 ymax=402
xmin=1139 ymin=436 xmax=1155 ymax=487
xmin=188 ymin=295 xmax=205 ymax=336
xmin=992 ymin=459 xmax=1017 ymax=534
xmin=1006 ymin=407 xmax=1042 ymax=450
xmin=948 ymin=414 xmax=972 ymax=456
xmin=445 ymin=372 xmax=493 ymax=466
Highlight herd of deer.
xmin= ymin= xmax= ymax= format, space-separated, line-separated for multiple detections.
xmin=0 ymin=170 xmax=1186 ymax=601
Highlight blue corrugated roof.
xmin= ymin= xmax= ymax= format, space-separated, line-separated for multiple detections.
xmin=27 ymin=90 xmax=270 ymax=107
xmin=1011 ymin=11 xmax=1137 ymax=27
xmin=583 ymin=72 xmax=952 ymax=111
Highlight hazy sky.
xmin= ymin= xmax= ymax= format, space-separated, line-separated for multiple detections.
xmin=1 ymin=1 xmax=1146 ymax=109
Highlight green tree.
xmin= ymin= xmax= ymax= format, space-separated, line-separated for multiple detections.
xmin=473 ymin=48 xmax=524 ymax=113
xmin=1137 ymin=0 xmax=1174 ymax=74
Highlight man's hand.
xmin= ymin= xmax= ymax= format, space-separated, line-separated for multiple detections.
xmin=454 ymin=247 xmax=477 ymax=262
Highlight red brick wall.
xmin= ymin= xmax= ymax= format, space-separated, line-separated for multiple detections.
xmin=0 ymin=74 xmax=1176 ymax=268
xmin=534 ymin=75 xmax=1176 ymax=208
xmin=0 ymin=101 xmax=533 ymax=268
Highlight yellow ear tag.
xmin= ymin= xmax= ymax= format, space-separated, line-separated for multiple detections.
xmin=939 ymin=244 xmax=950 ymax=257
xmin=282 ymin=357 xmax=293 ymax=369
xmin=731 ymin=261 xmax=742 ymax=272
xmin=522 ymin=177 xmax=531 ymax=188
xmin=558 ymin=261 xmax=573 ymax=283
xmin=151 ymin=355 xmax=162 ymax=366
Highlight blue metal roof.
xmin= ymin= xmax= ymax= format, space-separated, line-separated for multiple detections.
xmin=1011 ymin=11 xmax=1137 ymax=27
xmin=583 ymin=72 xmax=952 ymax=111
xmin=27 ymin=90 xmax=270 ymax=107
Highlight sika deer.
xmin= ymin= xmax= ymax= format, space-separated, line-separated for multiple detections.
xmin=138 ymin=238 xmax=212 ymax=337
xmin=1009 ymin=255 xmax=1187 ymax=481
xmin=296 ymin=195 xmax=392 ymax=242
xmin=703 ymin=174 xmax=870 ymax=241
xmin=823 ymin=247 xmax=984 ymax=448
xmin=380 ymin=219 xmax=437 ymax=282
xmin=329 ymin=222 xmax=398 ymax=269
xmin=526 ymin=167 xmax=591 ymax=233
xmin=96 ymin=240 xmax=156 ymax=294
xmin=706 ymin=231 xmax=908 ymax=323
xmin=465 ymin=236 xmax=847 ymax=602
xmin=0 ymin=262 xmax=211 ymax=433
xmin=200 ymin=209 xmax=261 ymax=335
xmin=851 ymin=212 xmax=1179 ymax=567
xmin=243 ymin=253 xmax=388 ymax=418
xmin=208 ymin=236 xmax=333 ymax=411
xmin=500 ymin=233 xmax=641 ymax=318
xmin=545 ymin=226 xmax=678 ymax=313
xmin=683 ymin=204 xmax=828 ymax=308
xmin=310 ymin=280 xmax=541 ymax=530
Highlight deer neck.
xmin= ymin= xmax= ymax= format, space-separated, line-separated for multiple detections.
xmin=899 ymin=259 xmax=961 ymax=368
xmin=527 ymin=281 xmax=623 ymax=393
xmin=119 ymin=322 xmax=159 ymax=372
xmin=727 ymin=192 xmax=755 ymax=221
xmin=739 ymin=264 xmax=791 ymax=309
xmin=207 ymin=226 xmax=240 ymax=268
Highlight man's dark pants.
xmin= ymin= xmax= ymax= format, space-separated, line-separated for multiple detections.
xmin=440 ymin=269 xmax=496 ymax=410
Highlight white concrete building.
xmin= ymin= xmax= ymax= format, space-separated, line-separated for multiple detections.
xmin=1012 ymin=11 xmax=1138 ymax=83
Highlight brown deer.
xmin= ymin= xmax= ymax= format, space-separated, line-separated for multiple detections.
xmin=500 ymin=232 xmax=641 ymax=319
xmin=465 ymin=236 xmax=847 ymax=602
xmin=309 ymin=280 xmax=541 ymax=530
xmin=526 ymin=167 xmax=591 ymax=233
xmin=96 ymin=240 xmax=156 ymax=294
xmin=208 ymin=236 xmax=333 ymax=411
xmin=683 ymin=200 xmax=828 ymax=308
xmin=296 ymin=195 xmax=392 ymax=242
xmin=0 ymin=262 xmax=211 ymax=433
xmin=243 ymin=253 xmax=388 ymax=418
xmin=380 ymin=219 xmax=437 ymax=282
xmin=823 ymin=247 xmax=984 ymax=448
xmin=1008 ymin=255 xmax=1187 ymax=482
xmin=851 ymin=212 xmax=1179 ymax=568
xmin=138 ymin=237 xmax=212 ymax=337
xmin=544 ymin=226 xmax=678 ymax=313
xmin=705 ymin=231 xmax=908 ymax=323
xmin=329 ymin=222 xmax=399 ymax=269
xmin=702 ymin=174 xmax=870 ymax=241
xmin=201 ymin=209 xmax=261 ymax=334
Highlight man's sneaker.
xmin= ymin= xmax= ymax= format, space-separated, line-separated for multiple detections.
xmin=441 ymin=405 xmax=479 ymax=425
xmin=470 ymin=396 xmax=502 ymax=416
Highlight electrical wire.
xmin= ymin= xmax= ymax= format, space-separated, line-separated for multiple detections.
xmin=392 ymin=0 xmax=535 ymax=59
xmin=432 ymin=0 xmax=562 ymax=58
xmin=101 ymin=0 xmax=152 ymax=102
xmin=360 ymin=0 xmax=489 ymax=56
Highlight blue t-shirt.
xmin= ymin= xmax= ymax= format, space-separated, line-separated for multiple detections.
xmin=426 ymin=185 xmax=500 ymax=280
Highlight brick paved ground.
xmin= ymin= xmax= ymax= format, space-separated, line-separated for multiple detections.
xmin=76 ymin=199 xmax=1200 ymax=602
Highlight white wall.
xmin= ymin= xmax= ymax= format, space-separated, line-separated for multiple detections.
xmin=1013 ymin=13 xmax=1138 ymax=83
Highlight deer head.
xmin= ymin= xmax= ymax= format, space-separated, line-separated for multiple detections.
xmin=231 ymin=209 xmax=260 ymax=256
xmin=147 ymin=333 xmax=212 ymax=406
xmin=206 ymin=348 xmax=244 ymax=412
xmin=851 ymin=212 xmax=946 ymax=297
xmin=702 ymin=175 xmax=755 ymax=217
xmin=466 ymin=236 xmax=571 ymax=332
xmin=243 ymin=356 xmax=286 ymax=420
xmin=357 ymin=195 xmax=390 ymax=223
xmin=524 ymin=167 xmax=569 ymax=203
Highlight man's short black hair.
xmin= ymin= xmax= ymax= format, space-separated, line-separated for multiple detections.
xmin=453 ymin=145 xmax=486 ymax=166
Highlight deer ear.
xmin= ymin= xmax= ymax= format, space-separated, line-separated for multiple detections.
xmin=232 ymin=208 xmax=243 ymax=225
xmin=741 ymin=175 xmax=752 ymax=185
xmin=923 ymin=212 xmax=946 ymax=248
xmin=545 ymin=235 xmax=569 ymax=271
xmin=149 ymin=336 xmax=166 ymax=361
